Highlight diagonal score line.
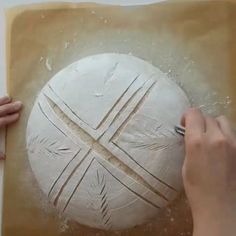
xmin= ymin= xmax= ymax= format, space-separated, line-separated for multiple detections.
xmin=97 ymin=160 xmax=161 ymax=210
xmin=48 ymin=73 xmax=142 ymax=132
xmin=54 ymin=149 xmax=92 ymax=207
xmin=48 ymin=149 xmax=81 ymax=198
xmin=42 ymin=94 xmax=171 ymax=204
xmin=62 ymin=157 xmax=95 ymax=212
xmin=48 ymin=84 xmax=91 ymax=127
xmin=95 ymin=74 xmax=142 ymax=130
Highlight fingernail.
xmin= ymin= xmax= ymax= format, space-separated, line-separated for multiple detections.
xmin=14 ymin=101 xmax=23 ymax=108
xmin=13 ymin=113 xmax=20 ymax=119
xmin=2 ymin=96 xmax=11 ymax=102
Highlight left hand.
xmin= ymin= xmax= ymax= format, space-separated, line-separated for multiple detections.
xmin=0 ymin=96 xmax=22 ymax=159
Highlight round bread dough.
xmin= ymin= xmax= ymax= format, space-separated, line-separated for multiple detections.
xmin=26 ymin=53 xmax=190 ymax=230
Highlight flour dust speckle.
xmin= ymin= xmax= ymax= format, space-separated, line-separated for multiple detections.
xmin=59 ymin=217 xmax=69 ymax=233
xmin=46 ymin=58 xmax=53 ymax=72
xmin=64 ymin=41 xmax=70 ymax=49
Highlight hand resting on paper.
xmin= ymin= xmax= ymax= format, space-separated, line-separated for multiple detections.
xmin=181 ymin=108 xmax=236 ymax=236
xmin=0 ymin=96 xmax=22 ymax=159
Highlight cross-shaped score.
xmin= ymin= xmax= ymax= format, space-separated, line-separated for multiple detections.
xmin=26 ymin=54 xmax=190 ymax=230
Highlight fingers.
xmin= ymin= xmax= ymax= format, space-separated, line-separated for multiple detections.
xmin=182 ymin=108 xmax=206 ymax=139
xmin=0 ymin=113 xmax=20 ymax=127
xmin=0 ymin=152 xmax=5 ymax=160
xmin=0 ymin=96 xmax=12 ymax=106
xmin=0 ymin=97 xmax=21 ymax=160
xmin=205 ymin=116 xmax=223 ymax=137
xmin=216 ymin=116 xmax=236 ymax=140
xmin=0 ymin=101 xmax=22 ymax=117
xmin=180 ymin=111 xmax=187 ymax=127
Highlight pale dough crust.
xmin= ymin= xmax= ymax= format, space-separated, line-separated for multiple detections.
xmin=26 ymin=53 xmax=190 ymax=230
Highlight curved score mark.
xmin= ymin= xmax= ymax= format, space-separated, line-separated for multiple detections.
xmin=103 ymin=62 xmax=119 ymax=84
xmin=94 ymin=170 xmax=112 ymax=228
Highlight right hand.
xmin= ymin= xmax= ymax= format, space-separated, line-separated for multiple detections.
xmin=181 ymin=108 xmax=236 ymax=236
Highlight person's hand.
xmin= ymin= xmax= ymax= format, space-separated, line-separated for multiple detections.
xmin=0 ymin=96 xmax=22 ymax=159
xmin=181 ymin=108 xmax=236 ymax=236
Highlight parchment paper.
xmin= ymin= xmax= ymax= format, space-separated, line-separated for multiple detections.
xmin=3 ymin=1 xmax=236 ymax=236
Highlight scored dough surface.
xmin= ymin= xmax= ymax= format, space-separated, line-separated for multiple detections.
xmin=26 ymin=53 xmax=190 ymax=230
